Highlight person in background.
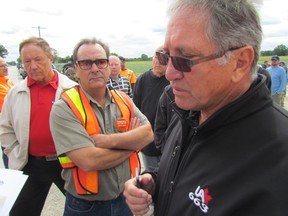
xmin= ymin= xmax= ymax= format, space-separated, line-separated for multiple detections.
xmin=133 ymin=46 xmax=169 ymax=172
xmin=279 ymin=61 xmax=287 ymax=74
xmin=119 ymin=56 xmax=137 ymax=92
xmin=64 ymin=67 xmax=78 ymax=83
xmin=279 ymin=61 xmax=287 ymax=107
xmin=62 ymin=62 xmax=74 ymax=74
xmin=261 ymin=60 xmax=269 ymax=69
xmin=107 ymin=55 xmax=133 ymax=98
xmin=61 ymin=62 xmax=78 ymax=82
xmin=0 ymin=37 xmax=77 ymax=216
xmin=267 ymin=55 xmax=286 ymax=106
xmin=124 ymin=0 xmax=288 ymax=215
xmin=50 ymin=38 xmax=153 ymax=216
xmin=154 ymin=85 xmax=187 ymax=154
xmin=257 ymin=65 xmax=271 ymax=91
xmin=0 ymin=57 xmax=14 ymax=168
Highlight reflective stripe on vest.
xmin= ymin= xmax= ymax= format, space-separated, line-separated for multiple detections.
xmin=110 ymin=89 xmax=140 ymax=177
xmin=59 ymin=86 xmax=139 ymax=195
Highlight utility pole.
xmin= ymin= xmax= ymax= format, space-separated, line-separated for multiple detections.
xmin=32 ymin=26 xmax=46 ymax=37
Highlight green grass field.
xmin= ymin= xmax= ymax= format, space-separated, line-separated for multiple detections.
xmin=126 ymin=61 xmax=152 ymax=77
xmin=259 ymin=56 xmax=288 ymax=65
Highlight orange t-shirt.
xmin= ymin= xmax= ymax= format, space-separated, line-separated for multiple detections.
xmin=0 ymin=76 xmax=14 ymax=111
xmin=119 ymin=68 xmax=137 ymax=84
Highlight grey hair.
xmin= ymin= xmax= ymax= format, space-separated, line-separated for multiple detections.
xmin=19 ymin=37 xmax=52 ymax=58
xmin=168 ymin=0 xmax=262 ymax=74
xmin=72 ymin=38 xmax=110 ymax=63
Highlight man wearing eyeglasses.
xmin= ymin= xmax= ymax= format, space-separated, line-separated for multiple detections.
xmin=49 ymin=38 xmax=153 ymax=216
xmin=124 ymin=0 xmax=288 ymax=215
xmin=0 ymin=57 xmax=14 ymax=168
xmin=0 ymin=37 xmax=77 ymax=216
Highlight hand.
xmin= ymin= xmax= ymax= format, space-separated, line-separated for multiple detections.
xmin=124 ymin=174 xmax=155 ymax=215
xmin=129 ymin=117 xmax=141 ymax=130
xmin=91 ymin=134 xmax=111 ymax=148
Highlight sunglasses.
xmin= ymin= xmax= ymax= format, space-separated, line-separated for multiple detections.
xmin=156 ymin=46 xmax=244 ymax=72
xmin=76 ymin=59 xmax=109 ymax=70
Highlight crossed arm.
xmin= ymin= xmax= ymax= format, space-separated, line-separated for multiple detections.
xmin=66 ymin=120 xmax=153 ymax=172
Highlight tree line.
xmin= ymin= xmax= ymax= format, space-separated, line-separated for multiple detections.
xmin=261 ymin=44 xmax=288 ymax=56
xmin=1 ymin=43 xmax=287 ymax=66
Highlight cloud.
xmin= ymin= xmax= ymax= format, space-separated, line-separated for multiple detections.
xmin=1 ymin=0 xmax=288 ymax=62
xmin=20 ymin=7 xmax=62 ymax=16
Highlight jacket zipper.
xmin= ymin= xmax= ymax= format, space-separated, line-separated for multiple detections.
xmin=161 ymin=127 xmax=198 ymax=215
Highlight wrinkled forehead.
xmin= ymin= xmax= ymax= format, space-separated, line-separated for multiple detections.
xmin=164 ymin=8 xmax=211 ymax=54
xmin=77 ymin=43 xmax=107 ymax=59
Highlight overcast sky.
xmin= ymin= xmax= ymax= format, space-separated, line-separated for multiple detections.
xmin=2 ymin=0 xmax=288 ymax=62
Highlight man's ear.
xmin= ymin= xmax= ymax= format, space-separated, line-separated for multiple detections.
xmin=231 ymin=46 xmax=254 ymax=82
xmin=50 ymin=54 xmax=54 ymax=63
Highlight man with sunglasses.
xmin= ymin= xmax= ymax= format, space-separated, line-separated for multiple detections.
xmin=124 ymin=0 xmax=288 ymax=215
xmin=133 ymin=45 xmax=170 ymax=172
xmin=50 ymin=38 xmax=153 ymax=216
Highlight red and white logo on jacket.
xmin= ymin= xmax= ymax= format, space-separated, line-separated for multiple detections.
xmin=189 ymin=186 xmax=213 ymax=213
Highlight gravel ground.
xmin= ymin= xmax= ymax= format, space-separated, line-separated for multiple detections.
xmin=41 ymin=184 xmax=65 ymax=216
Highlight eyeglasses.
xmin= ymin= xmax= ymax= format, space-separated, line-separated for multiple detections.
xmin=156 ymin=46 xmax=244 ymax=72
xmin=76 ymin=59 xmax=108 ymax=70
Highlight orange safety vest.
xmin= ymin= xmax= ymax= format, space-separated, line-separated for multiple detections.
xmin=59 ymin=86 xmax=140 ymax=195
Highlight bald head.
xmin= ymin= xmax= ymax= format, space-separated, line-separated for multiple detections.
xmin=109 ymin=56 xmax=121 ymax=78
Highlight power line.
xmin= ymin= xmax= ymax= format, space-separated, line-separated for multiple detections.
xmin=32 ymin=26 xmax=46 ymax=37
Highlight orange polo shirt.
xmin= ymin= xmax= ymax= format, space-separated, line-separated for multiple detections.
xmin=0 ymin=76 xmax=14 ymax=111
xmin=28 ymin=72 xmax=59 ymax=156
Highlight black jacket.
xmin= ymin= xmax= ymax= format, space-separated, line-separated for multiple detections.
xmin=154 ymin=85 xmax=188 ymax=153
xmin=133 ymin=69 xmax=170 ymax=156
xmin=154 ymin=74 xmax=288 ymax=216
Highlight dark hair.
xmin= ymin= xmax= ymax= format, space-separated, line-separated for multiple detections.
xmin=119 ymin=56 xmax=126 ymax=61
xmin=72 ymin=38 xmax=110 ymax=63
xmin=62 ymin=62 xmax=74 ymax=72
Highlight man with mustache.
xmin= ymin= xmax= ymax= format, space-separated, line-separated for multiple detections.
xmin=50 ymin=38 xmax=153 ymax=216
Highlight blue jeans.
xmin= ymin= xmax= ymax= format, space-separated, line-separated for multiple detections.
xmin=141 ymin=154 xmax=161 ymax=172
xmin=64 ymin=192 xmax=132 ymax=216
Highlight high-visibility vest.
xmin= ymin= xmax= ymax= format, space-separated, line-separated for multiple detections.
xmin=59 ymin=86 xmax=140 ymax=195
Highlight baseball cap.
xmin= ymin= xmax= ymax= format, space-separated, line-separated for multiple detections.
xmin=119 ymin=56 xmax=126 ymax=61
xmin=271 ymin=55 xmax=280 ymax=61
